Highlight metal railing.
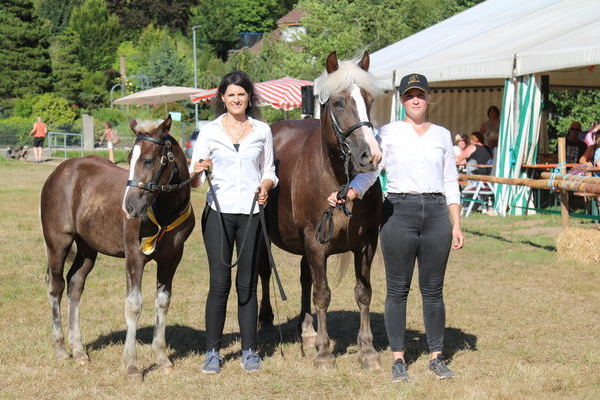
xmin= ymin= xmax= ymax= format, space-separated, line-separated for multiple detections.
xmin=47 ymin=132 xmax=84 ymax=158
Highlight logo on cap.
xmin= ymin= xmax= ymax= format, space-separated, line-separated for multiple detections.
xmin=408 ymin=75 xmax=421 ymax=84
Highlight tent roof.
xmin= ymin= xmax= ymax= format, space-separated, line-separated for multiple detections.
xmin=370 ymin=0 xmax=600 ymax=89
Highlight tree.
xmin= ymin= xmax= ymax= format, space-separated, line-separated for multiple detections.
xmin=106 ymin=0 xmax=197 ymax=37
xmin=37 ymin=0 xmax=82 ymax=34
xmin=189 ymin=0 xmax=282 ymax=59
xmin=49 ymin=28 xmax=86 ymax=103
xmin=0 ymin=0 xmax=52 ymax=98
xmin=68 ymin=0 xmax=122 ymax=70
xmin=31 ymin=93 xmax=78 ymax=128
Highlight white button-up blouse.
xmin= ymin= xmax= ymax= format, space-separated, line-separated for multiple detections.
xmin=349 ymin=120 xmax=460 ymax=205
xmin=189 ymin=114 xmax=278 ymax=214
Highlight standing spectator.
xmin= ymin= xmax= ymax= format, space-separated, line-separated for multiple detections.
xmin=29 ymin=116 xmax=47 ymax=163
xmin=479 ymin=105 xmax=500 ymax=149
xmin=565 ymin=121 xmax=587 ymax=164
xmin=99 ymin=122 xmax=119 ymax=163
xmin=190 ymin=71 xmax=277 ymax=374
xmin=329 ymin=73 xmax=464 ymax=382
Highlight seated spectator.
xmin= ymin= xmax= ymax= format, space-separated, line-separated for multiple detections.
xmin=479 ymin=105 xmax=500 ymax=149
xmin=565 ymin=121 xmax=587 ymax=164
xmin=582 ymin=121 xmax=600 ymax=147
xmin=579 ymin=132 xmax=600 ymax=177
xmin=453 ymin=134 xmax=468 ymax=168
xmin=456 ymin=131 xmax=493 ymax=175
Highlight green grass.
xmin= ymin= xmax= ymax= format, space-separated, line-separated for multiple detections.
xmin=1 ymin=161 xmax=599 ymax=399
xmin=50 ymin=149 xmax=131 ymax=163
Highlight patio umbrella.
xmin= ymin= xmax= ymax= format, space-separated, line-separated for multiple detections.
xmin=190 ymin=77 xmax=314 ymax=111
xmin=113 ymin=86 xmax=205 ymax=105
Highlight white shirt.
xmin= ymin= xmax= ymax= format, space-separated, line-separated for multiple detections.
xmin=189 ymin=114 xmax=278 ymax=214
xmin=349 ymin=121 xmax=460 ymax=205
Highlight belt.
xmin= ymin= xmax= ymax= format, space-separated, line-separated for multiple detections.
xmin=389 ymin=192 xmax=444 ymax=197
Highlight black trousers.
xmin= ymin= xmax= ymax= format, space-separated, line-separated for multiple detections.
xmin=201 ymin=205 xmax=262 ymax=352
xmin=380 ymin=193 xmax=452 ymax=353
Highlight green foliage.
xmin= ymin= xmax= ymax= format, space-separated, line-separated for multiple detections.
xmin=0 ymin=116 xmax=33 ymax=146
xmin=0 ymin=0 xmax=52 ymax=98
xmin=68 ymin=0 xmax=122 ymax=70
xmin=49 ymin=28 xmax=86 ymax=103
xmin=106 ymin=0 xmax=197 ymax=37
xmin=189 ymin=0 xmax=282 ymax=59
xmin=92 ymin=107 xmax=126 ymax=126
xmin=78 ymin=70 xmax=117 ymax=109
xmin=13 ymin=96 xmax=37 ymax=118
xmin=261 ymin=107 xmax=301 ymax=124
xmin=37 ymin=0 xmax=81 ymax=34
xmin=31 ymin=93 xmax=78 ymax=129
xmin=547 ymin=89 xmax=600 ymax=149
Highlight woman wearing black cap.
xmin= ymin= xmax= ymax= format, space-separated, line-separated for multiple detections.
xmin=332 ymin=73 xmax=464 ymax=382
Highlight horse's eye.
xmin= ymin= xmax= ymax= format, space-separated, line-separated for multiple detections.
xmin=143 ymin=158 xmax=154 ymax=166
xmin=333 ymin=100 xmax=344 ymax=108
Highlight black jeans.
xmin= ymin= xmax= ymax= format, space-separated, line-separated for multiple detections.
xmin=380 ymin=193 xmax=452 ymax=353
xmin=201 ymin=205 xmax=262 ymax=352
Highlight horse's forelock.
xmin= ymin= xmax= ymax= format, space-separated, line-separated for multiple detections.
xmin=316 ymin=60 xmax=382 ymax=101
xmin=135 ymin=119 xmax=164 ymax=135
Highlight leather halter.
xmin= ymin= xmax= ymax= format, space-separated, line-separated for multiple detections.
xmin=126 ymin=135 xmax=190 ymax=193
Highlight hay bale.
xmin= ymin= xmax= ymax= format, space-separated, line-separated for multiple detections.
xmin=556 ymin=227 xmax=600 ymax=264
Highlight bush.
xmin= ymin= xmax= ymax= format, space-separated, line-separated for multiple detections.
xmin=13 ymin=95 xmax=37 ymax=118
xmin=31 ymin=93 xmax=78 ymax=129
xmin=0 ymin=116 xmax=34 ymax=146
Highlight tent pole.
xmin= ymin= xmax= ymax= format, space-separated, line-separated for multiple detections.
xmin=557 ymin=137 xmax=569 ymax=228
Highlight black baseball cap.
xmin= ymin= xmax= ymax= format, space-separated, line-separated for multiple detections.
xmin=399 ymin=73 xmax=430 ymax=95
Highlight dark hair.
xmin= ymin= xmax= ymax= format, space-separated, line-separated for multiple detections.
xmin=104 ymin=122 xmax=112 ymax=128
xmin=214 ymin=71 xmax=260 ymax=119
xmin=470 ymin=131 xmax=485 ymax=144
xmin=487 ymin=105 xmax=500 ymax=119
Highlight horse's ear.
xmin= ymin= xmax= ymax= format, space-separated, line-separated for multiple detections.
xmin=128 ymin=117 xmax=138 ymax=134
xmin=157 ymin=114 xmax=172 ymax=137
xmin=326 ymin=51 xmax=339 ymax=74
xmin=358 ymin=51 xmax=370 ymax=72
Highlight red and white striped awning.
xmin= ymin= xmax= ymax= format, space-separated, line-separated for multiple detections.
xmin=190 ymin=77 xmax=313 ymax=111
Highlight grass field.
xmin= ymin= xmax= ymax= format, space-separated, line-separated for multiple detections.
xmin=1 ymin=159 xmax=599 ymax=400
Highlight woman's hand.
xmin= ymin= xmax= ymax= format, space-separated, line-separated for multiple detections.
xmin=193 ymin=158 xmax=212 ymax=174
xmin=257 ymin=186 xmax=269 ymax=205
xmin=452 ymin=226 xmax=464 ymax=250
xmin=327 ymin=188 xmax=357 ymax=207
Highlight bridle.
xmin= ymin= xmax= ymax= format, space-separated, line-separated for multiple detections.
xmin=126 ymin=135 xmax=196 ymax=193
xmin=315 ymin=97 xmax=373 ymax=244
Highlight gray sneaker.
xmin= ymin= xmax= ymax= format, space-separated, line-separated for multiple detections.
xmin=391 ymin=359 xmax=410 ymax=382
xmin=429 ymin=354 xmax=455 ymax=379
xmin=240 ymin=349 xmax=262 ymax=372
xmin=202 ymin=349 xmax=223 ymax=374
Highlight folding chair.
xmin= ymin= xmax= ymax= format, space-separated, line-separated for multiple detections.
xmin=461 ymin=160 xmax=495 ymax=217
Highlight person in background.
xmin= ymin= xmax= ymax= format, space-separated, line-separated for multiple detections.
xmin=456 ymin=131 xmax=493 ymax=175
xmin=479 ymin=105 xmax=500 ymax=149
xmin=99 ymin=122 xmax=118 ymax=163
xmin=582 ymin=121 xmax=600 ymax=147
xmin=453 ymin=134 xmax=468 ymax=169
xmin=190 ymin=71 xmax=277 ymax=375
xmin=328 ymin=73 xmax=464 ymax=382
xmin=565 ymin=121 xmax=587 ymax=164
xmin=579 ymin=132 xmax=600 ymax=176
xmin=29 ymin=116 xmax=47 ymax=163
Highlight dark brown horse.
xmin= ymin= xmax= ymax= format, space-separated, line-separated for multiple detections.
xmin=41 ymin=116 xmax=195 ymax=378
xmin=259 ymin=52 xmax=383 ymax=369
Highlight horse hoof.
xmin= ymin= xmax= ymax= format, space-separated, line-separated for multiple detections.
xmin=54 ymin=348 xmax=71 ymax=360
xmin=259 ymin=321 xmax=275 ymax=332
xmin=359 ymin=351 xmax=381 ymax=370
xmin=124 ymin=366 xmax=142 ymax=382
xmin=313 ymin=353 xmax=336 ymax=370
xmin=161 ymin=365 xmax=174 ymax=375
xmin=73 ymin=352 xmax=90 ymax=365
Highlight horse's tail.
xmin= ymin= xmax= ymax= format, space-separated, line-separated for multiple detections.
xmin=332 ymin=251 xmax=353 ymax=288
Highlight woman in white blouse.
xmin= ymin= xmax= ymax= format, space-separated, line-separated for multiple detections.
xmin=329 ymin=73 xmax=464 ymax=382
xmin=190 ymin=71 xmax=277 ymax=374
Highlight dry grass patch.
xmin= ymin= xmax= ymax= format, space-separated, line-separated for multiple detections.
xmin=1 ymin=159 xmax=599 ymax=399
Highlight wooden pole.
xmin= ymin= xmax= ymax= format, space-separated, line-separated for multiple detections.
xmin=557 ymin=137 xmax=569 ymax=227
xmin=540 ymin=172 xmax=600 ymax=184
xmin=460 ymin=174 xmax=600 ymax=194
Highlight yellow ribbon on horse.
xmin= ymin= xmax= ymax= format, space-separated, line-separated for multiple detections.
xmin=140 ymin=203 xmax=193 ymax=255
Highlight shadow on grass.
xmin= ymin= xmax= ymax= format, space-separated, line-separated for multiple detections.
xmin=87 ymin=311 xmax=477 ymax=368
xmin=465 ymin=228 xmax=556 ymax=252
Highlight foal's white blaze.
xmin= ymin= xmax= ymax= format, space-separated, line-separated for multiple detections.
xmin=350 ymin=85 xmax=381 ymax=164
xmin=122 ymin=144 xmax=141 ymax=216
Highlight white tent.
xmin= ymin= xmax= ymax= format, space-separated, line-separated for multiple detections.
xmin=366 ymin=0 xmax=600 ymax=216
xmin=368 ymin=0 xmax=600 ymax=131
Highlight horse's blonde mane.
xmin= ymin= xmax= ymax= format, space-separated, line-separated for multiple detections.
xmin=136 ymin=119 xmax=164 ymax=133
xmin=315 ymin=59 xmax=382 ymax=101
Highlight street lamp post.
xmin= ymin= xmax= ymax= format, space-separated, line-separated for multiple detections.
xmin=192 ymin=25 xmax=201 ymax=128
